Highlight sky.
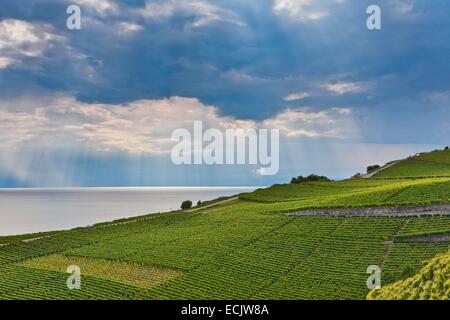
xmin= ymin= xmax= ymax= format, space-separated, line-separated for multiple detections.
xmin=0 ymin=0 xmax=449 ymax=187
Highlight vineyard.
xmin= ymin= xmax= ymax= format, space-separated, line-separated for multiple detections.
xmin=0 ymin=201 xmax=448 ymax=299
xmin=241 ymin=177 xmax=450 ymax=212
xmin=0 ymin=149 xmax=449 ymax=300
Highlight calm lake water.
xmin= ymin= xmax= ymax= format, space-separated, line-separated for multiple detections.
xmin=0 ymin=187 xmax=258 ymax=236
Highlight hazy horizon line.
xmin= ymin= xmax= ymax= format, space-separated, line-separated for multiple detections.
xmin=0 ymin=186 xmax=266 ymax=191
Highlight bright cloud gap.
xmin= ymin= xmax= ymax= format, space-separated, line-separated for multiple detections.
xmin=0 ymin=95 xmax=358 ymax=156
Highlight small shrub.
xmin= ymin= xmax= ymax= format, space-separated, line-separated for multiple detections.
xmin=181 ymin=200 xmax=193 ymax=210
xmin=367 ymin=165 xmax=381 ymax=173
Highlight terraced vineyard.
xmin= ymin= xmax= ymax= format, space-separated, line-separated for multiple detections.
xmin=0 ymin=149 xmax=449 ymax=300
xmin=0 ymin=201 xmax=449 ymax=299
xmin=242 ymin=177 xmax=450 ymax=212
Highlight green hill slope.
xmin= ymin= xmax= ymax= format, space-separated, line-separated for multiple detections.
xmin=375 ymin=148 xmax=450 ymax=179
xmin=0 ymin=149 xmax=449 ymax=300
xmin=368 ymin=252 xmax=449 ymax=300
xmin=240 ymin=177 xmax=450 ymax=210
xmin=1 ymin=203 xmax=449 ymax=300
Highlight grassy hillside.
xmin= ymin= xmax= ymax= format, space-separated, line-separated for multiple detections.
xmin=375 ymin=149 xmax=450 ymax=178
xmin=0 ymin=150 xmax=449 ymax=300
xmin=368 ymin=252 xmax=449 ymax=300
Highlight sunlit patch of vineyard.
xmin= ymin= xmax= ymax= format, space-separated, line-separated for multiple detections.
xmin=20 ymin=254 xmax=181 ymax=289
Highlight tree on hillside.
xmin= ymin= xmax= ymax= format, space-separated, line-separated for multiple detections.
xmin=181 ymin=200 xmax=193 ymax=210
xmin=367 ymin=165 xmax=381 ymax=174
xmin=352 ymin=173 xmax=362 ymax=179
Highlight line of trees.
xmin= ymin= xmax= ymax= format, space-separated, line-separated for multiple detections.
xmin=290 ymin=174 xmax=331 ymax=184
xmin=180 ymin=200 xmax=203 ymax=210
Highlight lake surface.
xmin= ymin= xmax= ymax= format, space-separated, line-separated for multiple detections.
xmin=0 ymin=187 xmax=259 ymax=236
